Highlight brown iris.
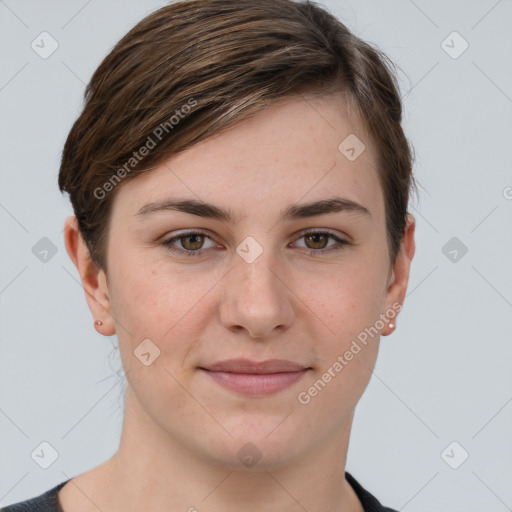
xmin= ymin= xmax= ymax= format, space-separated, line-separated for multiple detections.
xmin=180 ymin=234 xmax=205 ymax=251
xmin=304 ymin=233 xmax=329 ymax=250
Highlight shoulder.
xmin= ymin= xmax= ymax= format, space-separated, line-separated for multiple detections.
xmin=345 ymin=472 xmax=398 ymax=512
xmin=1 ymin=480 xmax=69 ymax=512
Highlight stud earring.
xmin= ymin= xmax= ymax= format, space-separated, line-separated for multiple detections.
xmin=388 ymin=322 xmax=395 ymax=329
xmin=95 ymin=320 xmax=103 ymax=326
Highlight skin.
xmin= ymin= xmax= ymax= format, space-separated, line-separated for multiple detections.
xmin=61 ymin=91 xmax=415 ymax=512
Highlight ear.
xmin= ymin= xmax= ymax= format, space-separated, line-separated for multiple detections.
xmin=63 ymin=215 xmax=116 ymax=336
xmin=381 ymin=213 xmax=416 ymax=336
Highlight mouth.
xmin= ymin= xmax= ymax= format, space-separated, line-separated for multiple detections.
xmin=198 ymin=359 xmax=312 ymax=396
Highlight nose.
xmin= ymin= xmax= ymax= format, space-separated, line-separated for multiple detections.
xmin=219 ymin=249 xmax=295 ymax=339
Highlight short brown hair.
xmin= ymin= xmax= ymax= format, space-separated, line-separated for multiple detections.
xmin=58 ymin=0 xmax=416 ymax=274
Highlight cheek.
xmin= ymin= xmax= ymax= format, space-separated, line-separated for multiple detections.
xmin=108 ymin=260 xmax=223 ymax=382
xmin=295 ymin=259 xmax=385 ymax=390
xmin=110 ymin=255 xmax=214 ymax=333
xmin=297 ymin=274 xmax=382 ymax=414
xmin=301 ymin=259 xmax=386 ymax=332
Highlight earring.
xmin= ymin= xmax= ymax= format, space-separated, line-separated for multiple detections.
xmin=388 ymin=322 xmax=395 ymax=329
xmin=95 ymin=320 xmax=103 ymax=326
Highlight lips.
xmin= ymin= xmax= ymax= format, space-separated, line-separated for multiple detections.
xmin=199 ymin=359 xmax=311 ymax=396
xmin=200 ymin=358 xmax=309 ymax=374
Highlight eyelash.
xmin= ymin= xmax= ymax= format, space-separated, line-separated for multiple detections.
xmin=161 ymin=230 xmax=351 ymax=258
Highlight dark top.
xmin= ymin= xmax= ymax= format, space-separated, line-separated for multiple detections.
xmin=1 ymin=472 xmax=397 ymax=511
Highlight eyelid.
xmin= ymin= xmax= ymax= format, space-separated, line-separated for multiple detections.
xmin=293 ymin=227 xmax=349 ymax=240
xmin=162 ymin=229 xmax=219 ymax=247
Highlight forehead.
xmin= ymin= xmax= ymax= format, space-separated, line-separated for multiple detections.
xmin=112 ymin=91 xmax=383 ymax=223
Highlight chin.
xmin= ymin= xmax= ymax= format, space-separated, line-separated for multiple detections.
xmin=195 ymin=424 xmax=307 ymax=472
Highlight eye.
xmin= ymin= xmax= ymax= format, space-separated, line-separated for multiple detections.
xmin=161 ymin=229 xmax=351 ymax=258
xmin=161 ymin=230 xmax=217 ymax=258
xmin=291 ymin=230 xmax=351 ymax=256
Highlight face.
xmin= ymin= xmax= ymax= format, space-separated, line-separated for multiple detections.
xmin=70 ymin=91 xmax=414 ymax=470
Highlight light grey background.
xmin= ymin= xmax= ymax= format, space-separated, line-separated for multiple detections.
xmin=1 ymin=1 xmax=511 ymax=510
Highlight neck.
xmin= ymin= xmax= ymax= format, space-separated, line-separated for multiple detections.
xmin=66 ymin=386 xmax=363 ymax=512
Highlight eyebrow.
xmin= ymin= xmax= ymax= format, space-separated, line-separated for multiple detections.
xmin=135 ymin=196 xmax=371 ymax=222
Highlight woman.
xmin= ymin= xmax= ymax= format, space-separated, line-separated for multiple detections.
xmin=2 ymin=0 xmax=415 ymax=510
